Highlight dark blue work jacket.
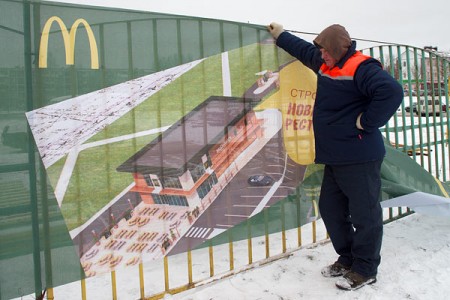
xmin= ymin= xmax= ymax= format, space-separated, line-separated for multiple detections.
xmin=276 ymin=32 xmax=403 ymax=165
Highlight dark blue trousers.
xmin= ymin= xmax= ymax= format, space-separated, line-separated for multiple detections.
xmin=318 ymin=160 xmax=383 ymax=277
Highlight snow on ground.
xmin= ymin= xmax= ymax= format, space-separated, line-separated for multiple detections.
xmin=163 ymin=213 xmax=450 ymax=300
xmin=19 ymin=212 xmax=448 ymax=300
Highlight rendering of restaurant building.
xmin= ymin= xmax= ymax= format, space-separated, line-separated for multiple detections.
xmin=116 ymin=96 xmax=264 ymax=209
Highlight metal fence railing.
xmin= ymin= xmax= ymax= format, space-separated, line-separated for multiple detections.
xmin=363 ymin=45 xmax=450 ymax=182
xmin=44 ymin=205 xmax=412 ymax=299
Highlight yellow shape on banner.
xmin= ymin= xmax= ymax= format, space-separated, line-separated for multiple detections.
xmin=257 ymin=61 xmax=317 ymax=165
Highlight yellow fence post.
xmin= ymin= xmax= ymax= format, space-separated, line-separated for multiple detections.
xmin=164 ymin=256 xmax=169 ymax=292
xmin=187 ymin=250 xmax=193 ymax=286
xmin=139 ymin=263 xmax=145 ymax=299
xmin=209 ymin=244 xmax=215 ymax=277
xmin=247 ymin=220 xmax=253 ymax=264
xmin=111 ymin=271 xmax=117 ymax=300
xmin=228 ymin=234 xmax=234 ymax=271
xmin=46 ymin=288 xmax=54 ymax=300
xmin=81 ymin=278 xmax=87 ymax=300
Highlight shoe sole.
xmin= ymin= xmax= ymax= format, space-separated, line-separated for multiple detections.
xmin=335 ymin=278 xmax=377 ymax=291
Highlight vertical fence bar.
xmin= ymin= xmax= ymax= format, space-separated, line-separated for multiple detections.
xmin=385 ymin=45 xmax=395 ymax=140
xmin=99 ymin=23 xmax=106 ymax=87
xmin=405 ymin=46 xmax=417 ymax=160
xmin=139 ymin=263 xmax=145 ymax=299
xmin=23 ymin=1 xmax=44 ymax=298
xmin=111 ymin=271 xmax=117 ymax=300
xmin=247 ymin=219 xmax=253 ymax=264
xmin=423 ymin=51 xmax=433 ymax=174
xmin=187 ymin=251 xmax=193 ymax=286
xmin=127 ymin=21 xmax=134 ymax=79
xmin=443 ymin=60 xmax=450 ymax=181
xmin=264 ymin=208 xmax=270 ymax=258
xmin=312 ymin=199 xmax=319 ymax=241
xmin=209 ymin=244 xmax=214 ymax=277
xmin=416 ymin=49 xmax=425 ymax=167
xmin=297 ymin=226 xmax=302 ymax=248
xmin=33 ymin=3 xmax=57 ymax=299
xmin=164 ymin=256 xmax=169 ymax=292
xmin=396 ymin=45 xmax=406 ymax=148
xmin=81 ymin=278 xmax=87 ymax=300
xmin=429 ymin=52 xmax=439 ymax=178
xmin=434 ymin=55 xmax=444 ymax=180
xmin=41 ymin=170 xmax=53 ymax=299
xmin=312 ymin=220 xmax=317 ymax=244
xmin=46 ymin=288 xmax=54 ymax=300
xmin=295 ymin=188 xmax=302 ymax=247
xmin=281 ymin=201 xmax=286 ymax=253
xmin=228 ymin=231 xmax=234 ymax=271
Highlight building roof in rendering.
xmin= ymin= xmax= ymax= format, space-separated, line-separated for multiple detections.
xmin=116 ymin=96 xmax=259 ymax=177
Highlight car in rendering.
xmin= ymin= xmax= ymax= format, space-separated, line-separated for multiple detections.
xmin=247 ymin=175 xmax=274 ymax=186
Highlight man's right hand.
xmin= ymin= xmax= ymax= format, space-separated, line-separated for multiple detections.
xmin=267 ymin=22 xmax=284 ymax=40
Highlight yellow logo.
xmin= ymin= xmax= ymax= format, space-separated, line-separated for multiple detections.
xmin=257 ymin=61 xmax=316 ymax=165
xmin=39 ymin=16 xmax=99 ymax=69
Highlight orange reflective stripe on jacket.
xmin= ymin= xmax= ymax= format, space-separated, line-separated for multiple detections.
xmin=319 ymin=51 xmax=371 ymax=80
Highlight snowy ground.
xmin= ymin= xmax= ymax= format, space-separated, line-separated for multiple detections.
xmin=163 ymin=213 xmax=450 ymax=300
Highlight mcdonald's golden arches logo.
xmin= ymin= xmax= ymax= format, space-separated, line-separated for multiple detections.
xmin=39 ymin=16 xmax=99 ymax=69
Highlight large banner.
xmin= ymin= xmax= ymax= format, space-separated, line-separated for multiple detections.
xmin=25 ymin=17 xmax=319 ymax=277
xmin=0 ymin=0 xmax=447 ymax=298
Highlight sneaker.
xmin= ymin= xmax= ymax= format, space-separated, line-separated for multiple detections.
xmin=335 ymin=271 xmax=377 ymax=291
xmin=321 ymin=261 xmax=351 ymax=278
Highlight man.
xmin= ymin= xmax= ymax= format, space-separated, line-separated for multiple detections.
xmin=267 ymin=23 xmax=403 ymax=290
